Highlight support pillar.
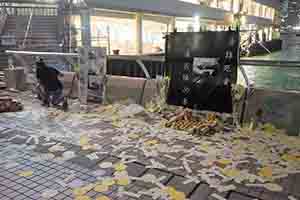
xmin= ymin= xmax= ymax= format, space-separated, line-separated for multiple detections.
xmin=80 ymin=9 xmax=91 ymax=48
xmin=170 ymin=16 xmax=176 ymax=32
xmin=79 ymin=9 xmax=91 ymax=105
xmin=136 ymin=13 xmax=143 ymax=55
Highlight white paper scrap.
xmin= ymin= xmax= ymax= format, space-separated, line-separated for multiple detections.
xmin=217 ymin=185 xmax=236 ymax=193
xmin=41 ymin=189 xmax=58 ymax=199
xmin=164 ymin=154 xmax=177 ymax=160
xmin=288 ymin=196 xmax=298 ymax=200
xmin=211 ymin=193 xmax=227 ymax=200
xmin=182 ymin=158 xmax=193 ymax=174
xmin=86 ymin=152 xmax=99 ymax=160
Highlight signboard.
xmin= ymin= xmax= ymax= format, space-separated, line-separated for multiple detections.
xmin=166 ymin=31 xmax=239 ymax=113
xmin=79 ymin=47 xmax=107 ymax=104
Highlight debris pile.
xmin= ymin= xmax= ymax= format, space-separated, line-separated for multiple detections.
xmin=164 ymin=108 xmax=233 ymax=136
xmin=0 ymin=96 xmax=23 ymax=113
xmin=1 ymin=97 xmax=300 ymax=200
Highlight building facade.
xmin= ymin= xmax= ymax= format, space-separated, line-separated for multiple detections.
xmin=70 ymin=0 xmax=280 ymax=55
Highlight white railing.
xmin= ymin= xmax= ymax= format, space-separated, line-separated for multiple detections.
xmin=0 ymin=6 xmax=8 ymax=35
xmin=22 ymin=9 xmax=33 ymax=49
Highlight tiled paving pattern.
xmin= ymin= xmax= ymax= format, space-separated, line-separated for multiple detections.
xmin=0 ymin=94 xmax=299 ymax=199
xmin=0 ymin=125 xmax=299 ymax=200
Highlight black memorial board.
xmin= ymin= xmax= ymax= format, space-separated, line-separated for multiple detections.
xmin=166 ymin=31 xmax=240 ymax=113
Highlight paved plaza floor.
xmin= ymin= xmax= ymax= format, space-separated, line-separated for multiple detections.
xmin=0 ymin=91 xmax=299 ymax=200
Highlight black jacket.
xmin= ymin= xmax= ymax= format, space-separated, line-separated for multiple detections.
xmin=36 ymin=61 xmax=63 ymax=92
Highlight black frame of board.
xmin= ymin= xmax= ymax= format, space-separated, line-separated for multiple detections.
xmin=165 ymin=28 xmax=240 ymax=113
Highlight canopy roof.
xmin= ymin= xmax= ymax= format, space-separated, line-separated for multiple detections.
xmin=85 ymin=0 xmax=229 ymax=20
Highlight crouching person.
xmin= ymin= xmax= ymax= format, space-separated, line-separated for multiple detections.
xmin=36 ymin=58 xmax=68 ymax=111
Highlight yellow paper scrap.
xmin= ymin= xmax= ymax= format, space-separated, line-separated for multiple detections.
xmin=262 ymin=123 xmax=276 ymax=135
xmin=259 ymin=167 xmax=273 ymax=178
xmin=282 ymin=154 xmax=300 ymax=162
xmin=216 ymin=159 xmax=232 ymax=168
xmin=114 ymin=163 xmax=127 ymax=171
xmin=222 ymin=169 xmax=240 ymax=178
xmin=163 ymin=187 xmax=186 ymax=200
xmin=82 ymin=144 xmax=97 ymax=151
xmin=116 ymin=178 xmax=130 ymax=186
xmin=128 ymin=133 xmax=140 ymax=139
xmin=145 ymin=139 xmax=159 ymax=146
xmin=74 ymin=184 xmax=95 ymax=196
xmin=94 ymin=185 xmax=109 ymax=192
xmin=96 ymin=196 xmax=111 ymax=200
xmin=163 ymin=187 xmax=177 ymax=196
xmin=18 ymin=170 xmax=33 ymax=177
xmin=75 ymin=195 xmax=91 ymax=200
xmin=79 ymin=136 xmax=90 ymax=146
xmin=73 ymin=188 xmax=88 ymax=196
xmin=102 ymin=178 xmax=115 ymax=186
xmin=172 ymin=191 xmax=186 ymax=200
xmin=198 ymin=144 xmax=210 ymax=152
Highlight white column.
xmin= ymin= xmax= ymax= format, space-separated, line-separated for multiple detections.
xmin=170 ymin=16 xmax=176 ymax=32
xmin=136 ymin=13 xmax=143 ymax=55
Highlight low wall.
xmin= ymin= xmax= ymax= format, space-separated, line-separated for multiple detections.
xmin=61 ymin=72 xmax=158 ymax=105
xmin=61 ymin=72 xmax=300 ymax=135
xmin=245 ymin=88 xmax=300 ymax=136
xmin=248 ymin=40 xmax=282 ymax=57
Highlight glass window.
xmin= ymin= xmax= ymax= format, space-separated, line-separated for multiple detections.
xmin=218 ymin=0 xmax=232 ymax=11
xmin=90 ymin=16 xmax=136 ymax=55
xmin=209 ymin=0 xmax=218 ymax=8
xmin=142 ymin=18 xmax=168 ymax=54
xmin=175 ymin=18 xmax=194 ymax=32
xmin=233 ymin=0 xmax=240 ymax=13
xmin=72 ymin=15 xmax=82 ymax=47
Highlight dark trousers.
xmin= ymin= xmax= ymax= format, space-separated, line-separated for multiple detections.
xmin=37 ymin=84 xmax=64 ymax=106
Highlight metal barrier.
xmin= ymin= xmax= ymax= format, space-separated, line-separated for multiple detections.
xmin=107 ymin=55 xmax=166 ymax=78
xmin=0 ymin=5 xmax=8 ymax=35
xmin=1 ymin=6 xmax=58 ymax=16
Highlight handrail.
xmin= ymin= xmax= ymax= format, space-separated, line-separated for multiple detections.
xmin=0 ymin=6 xmax=8 ymax=35
xmin=240 ymin=59 xmax=300 ymax=68
xmin=0 ymin=6 xmax=57 ymax=16
xmin=22 ymin=9 xmax=34 ymax=49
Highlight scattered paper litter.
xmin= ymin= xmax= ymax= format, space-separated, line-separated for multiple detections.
xmin=18 ymin=170 xmax=33 ymax=177
xmin=182 ymin=158 xmax=192 ymax=174
xmin=48 ymin=143 xmax=66 ymax=152
xmin=41 ymin=189 xmax=58 ymax=199
xmin=217 ymin=184 xmax=236 ymax=193
xmin=121 ymin=191 xmax=141 ymax=198
xmin=93 ymin=170 xmax=106 ymax=177
xmin=211 ymin=193 xmax=227 ymax=200
xmin=94 ymin=184 xmax=109 ymax=192
xmin=95 ymin=195 xmax=111 ymax=200
xmin=69 ymin=179 xmax=85 ymax=188
xmin=99 ymin=162 xmax=113 ymax=169
xmin=246 ymin=183 xmax=283 ymax=192
xmin=62 ymin=151 xmax=76 ymax=160
xmin=288 ymin=196 xmax=298 ymax=200
xmin=86 ymin=152 xmax=99 ymax=160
